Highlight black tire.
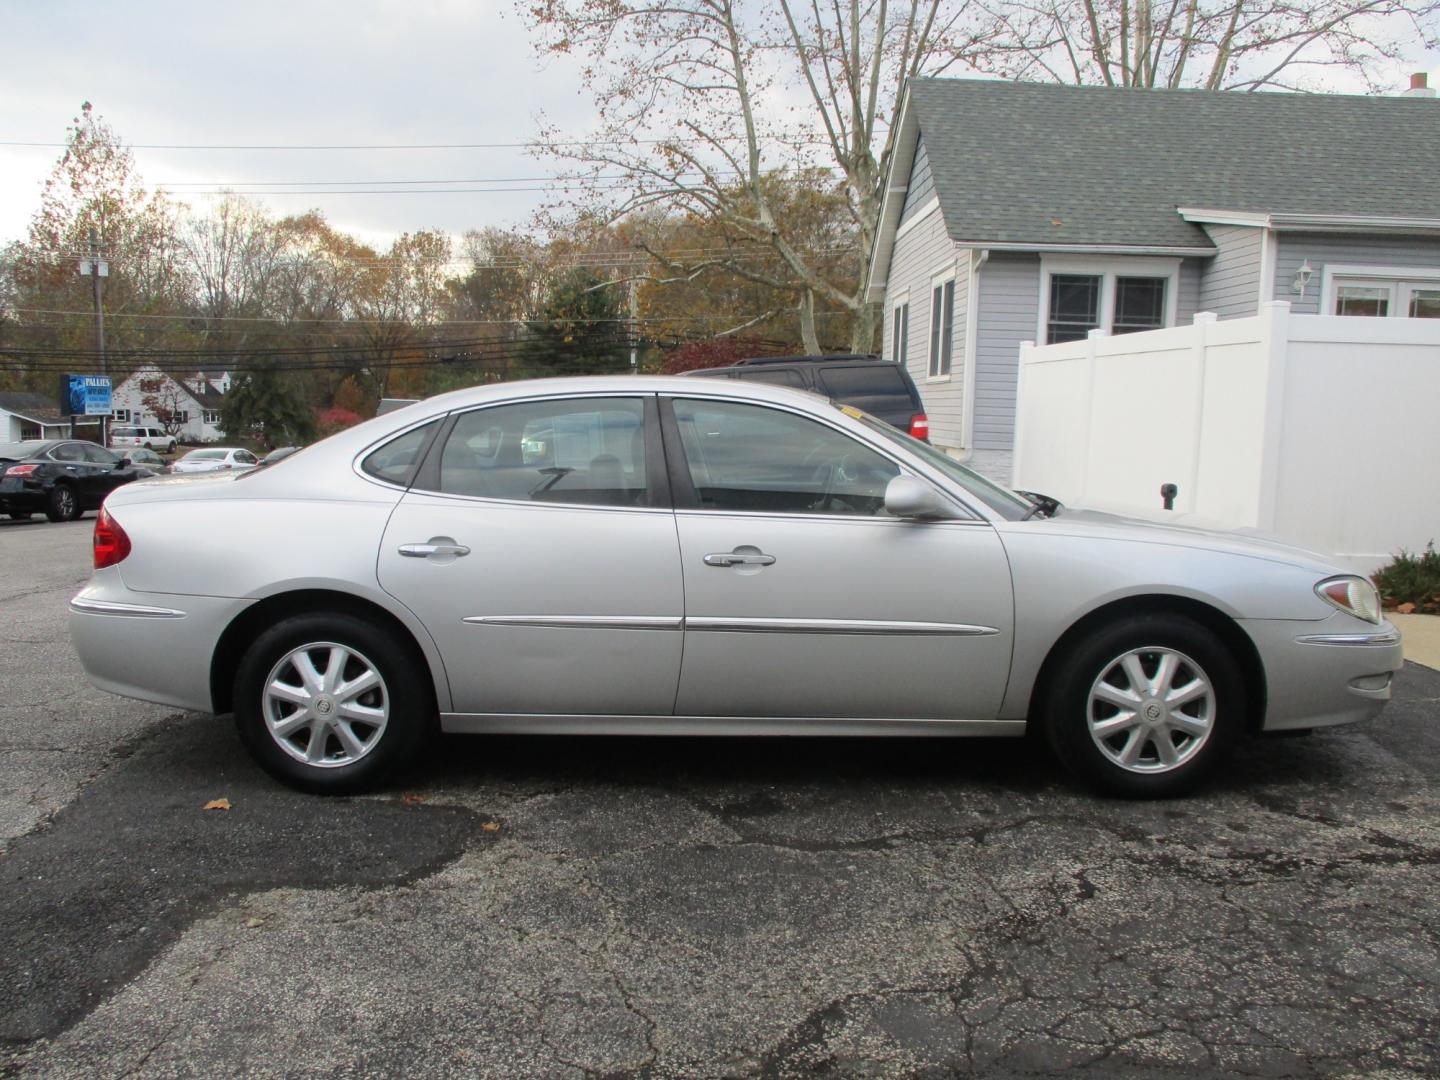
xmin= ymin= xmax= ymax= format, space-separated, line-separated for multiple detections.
xmin=233 ymin=612 xmax=433 ymax=794
xmin=45 ymin=484 xmax=77 ymax=523
xmin=1042 ymin=613 xmax=1245 ymax=798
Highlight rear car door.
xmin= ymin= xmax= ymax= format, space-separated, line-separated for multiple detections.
xmin=662 ymin=395 xmax=1014 ymax=721
xmin=377 ymin=394 xmax=684 ymax=717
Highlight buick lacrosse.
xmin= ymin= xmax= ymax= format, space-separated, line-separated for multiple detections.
xmin=70 ymin=376 xmax=1401 ymax=797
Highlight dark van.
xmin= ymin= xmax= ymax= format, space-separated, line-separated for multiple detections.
xmin=682 ymin=354 xmax=929 ymax=440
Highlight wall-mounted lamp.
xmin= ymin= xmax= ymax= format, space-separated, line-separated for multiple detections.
xmin=1292 ymin=259 xmax=1314 ymax=298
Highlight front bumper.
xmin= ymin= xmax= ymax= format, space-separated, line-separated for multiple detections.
xmin=1242 ymin=615 xmax=1404 ymax=732
xmin=69 ymin=571 xmax=251 ymax=713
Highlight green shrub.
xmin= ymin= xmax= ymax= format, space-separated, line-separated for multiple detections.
xmin=1373 ymin=542 xmax=1440 ymax=613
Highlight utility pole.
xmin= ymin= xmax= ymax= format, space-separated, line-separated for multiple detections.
xmin=629 ymin=274 xmax=639 ymax=376
xmin=80 ymin=228 xmax=109 ymax=444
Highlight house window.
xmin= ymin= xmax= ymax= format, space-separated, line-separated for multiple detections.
xmin=1113 ymin=277 xmax=1168 ymax=334
xmin=203 ymin=410 xmax=221 ymax=425
xmin=891 ymin=301 xmax=909 ymax=365
xmin=1047 ymin=274 xmax=1101 ymax=343
xmin=172 ymin=410 xmax=190 ymax=425
xmin=1325 ymin=269 xmax=1440 ymax=318
xmin=928 ymin=278 xmax=954 ymax=377
xmin=112 ymin=408 xmax=130 ymax=423
xmin=1040 ymin=258 xmax=1180 ymax=344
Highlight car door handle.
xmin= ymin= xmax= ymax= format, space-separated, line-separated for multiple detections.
xmin=399 ymin=539 xmax=471 ymax=559
xmin=703 ymin=551 xmax=776 ymax=567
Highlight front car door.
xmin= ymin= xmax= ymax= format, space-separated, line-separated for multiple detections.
xmin=376 ymin=394 xmax=684 ymax=720
xmin=662 ymin=395 xmax=1014 ymax=722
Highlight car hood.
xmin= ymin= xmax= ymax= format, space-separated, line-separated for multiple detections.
xmin=1017 ymin=505 xmax=1346 ymax=575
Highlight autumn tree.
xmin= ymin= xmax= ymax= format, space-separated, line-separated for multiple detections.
xmin=970 ymin=0 xmax=1440 ymax=91
xmin=522 ymin=0 xmax=977 ymax=354
xmin=1 ymin=103 xmax=187 ymax=383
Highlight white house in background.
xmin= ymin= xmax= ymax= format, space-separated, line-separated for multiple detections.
xmin=865 ymin=75 xmax=1440 ymax=480
xmin=0 ymin=392 xmax=74 ymax=442
xmin=111 ymin=366 xmax=227 ymax=444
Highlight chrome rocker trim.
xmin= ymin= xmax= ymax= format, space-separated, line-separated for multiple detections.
xmin=69 ymin=595 xmax=187 ymax=619
xmin=441 ymin=714 xmax=1026 ymax=737
xmin=1294 ymin=631 xmax=1401 ymax=647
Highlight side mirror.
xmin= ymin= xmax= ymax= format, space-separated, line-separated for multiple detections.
xmin=884 ymin=475 xmax=957 ymax=521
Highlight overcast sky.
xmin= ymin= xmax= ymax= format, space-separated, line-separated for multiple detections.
xmin=0 ymin=0 xmax=599 ymax=252
xmin=3 ymin=1 xmax=1439 ymax=257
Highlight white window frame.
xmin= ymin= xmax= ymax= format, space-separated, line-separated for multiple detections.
xmin=203 ymin=410 xmax=221 ymax=425
xmin=889 ymin=290 xmax=910 ymax=366
xmin=111 ymin=408 xmax=130 ymax=423
xmin=1320 ymin=264 xmax=1440 ymax=318
xmin=927 ymin=269 xmax=956 ymax=382
xmin=1037 ymin=256 xmax=1181 ymax=343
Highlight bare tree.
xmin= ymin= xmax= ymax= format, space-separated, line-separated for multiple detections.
xmin=962 ymin=0 xmax=1437 ymax=91
xmin=523 ymin=0 xmax=985 ymax=352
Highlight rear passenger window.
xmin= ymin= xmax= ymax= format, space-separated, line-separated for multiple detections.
xmin=735 ymin=368 xmax=805 ymax=388
xmin=817 ymin=365 xmax=910 ymax=410
xmin=431 ymin=398 xmax=648 ymax=507
xmin=361 ymin=421 xmax=439 ymax=486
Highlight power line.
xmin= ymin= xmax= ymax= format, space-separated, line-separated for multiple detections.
xmin=0 ymin=135 xmax=835 ymax=151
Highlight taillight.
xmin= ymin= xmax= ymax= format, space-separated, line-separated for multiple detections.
xmin=5 ymin=464 xmax=38 ymax=477
xmin=909 ymin=414 xmax=930 ymax=441
xmin=94 ymin=506 xmax=132 ymax=569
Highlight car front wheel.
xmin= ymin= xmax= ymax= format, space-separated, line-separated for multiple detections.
xmin=233 ymin=612 xmax=431 ymax=794
xmin=1042 ymin=613 xmax=1244 ymax=798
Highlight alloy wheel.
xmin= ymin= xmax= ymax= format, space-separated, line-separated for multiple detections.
xmin=262 ymin=641 xmax=390 ymax=768
xmin=1086 ymin=646 xmax=1215 ymax=774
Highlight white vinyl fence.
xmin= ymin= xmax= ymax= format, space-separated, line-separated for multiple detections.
xmin=1012 ymin=302 xmax=1440 ymax=570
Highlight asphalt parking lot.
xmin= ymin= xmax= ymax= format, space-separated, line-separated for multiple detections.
xmin=1 ymin=516 xmax=1438 ymax=1078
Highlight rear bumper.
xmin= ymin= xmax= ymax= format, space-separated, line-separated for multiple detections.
xmin=1242 ymin=615 xmax=1404 ymax=732
xmin=0 ymin=480 xmax=47 ymax=512
xmin=69 ymin=572 xmax=249 ymax=713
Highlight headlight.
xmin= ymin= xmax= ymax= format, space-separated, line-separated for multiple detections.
xmin=1315 ymin=576 xmax=1382 ymax=624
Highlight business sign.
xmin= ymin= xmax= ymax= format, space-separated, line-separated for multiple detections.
xmin=61 ymin=374 xmax=113 ymax=417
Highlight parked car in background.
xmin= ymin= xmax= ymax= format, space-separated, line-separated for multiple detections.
xmin=0 ymin=440 xmax=148 ymax=522
xmin=684 ymin=354 xmax=930 ymax=440
xmin=171 ymin=447 xmax=259 ymax=474
xmin=70 ymin=376 xmax=1400 ymax=799
xmin=110 ymin=426 xmax=178 ymax=453
xmin=119 ymin=447 xmax=170 ymax=475
xmin=259 ymin=446 xmax=301 ymax=467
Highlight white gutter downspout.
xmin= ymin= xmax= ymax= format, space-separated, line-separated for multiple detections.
xmin=960 ymin=248 xmax=988 ymax=451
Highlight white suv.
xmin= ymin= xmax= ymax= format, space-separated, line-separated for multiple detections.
xmin=110 ymin=426 xmax=177 ymax=453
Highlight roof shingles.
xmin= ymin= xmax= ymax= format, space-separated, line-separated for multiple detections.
xmin=907 ymin=78 xmax=1440 ymax=249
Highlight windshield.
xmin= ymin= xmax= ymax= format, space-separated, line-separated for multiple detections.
xmin=0 ymin=441 xmax=46 ymax=460
xmin=851 ymin=411 xmax=1035 ymax=520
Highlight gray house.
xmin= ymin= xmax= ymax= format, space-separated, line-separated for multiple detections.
xmin=866 ymin=77 xmax=1440 ymax=477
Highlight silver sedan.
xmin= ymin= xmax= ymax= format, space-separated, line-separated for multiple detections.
xmin=70 ymin=376 xmax=1402 ymax=797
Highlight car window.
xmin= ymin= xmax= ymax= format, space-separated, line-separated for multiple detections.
xmin=185 ymin=450 xmax=226 ymax=460
xmin=83 ymin=443 xmax=120 ymax=465
xmin=735 ymin=367 xmax=805 ymax=388
xmin=235 ymin=450 xmax=257 ymax=464
xmin=360 ymin=421 xmax=439 ymax=486
xmin=429 ymin=398 xmax=647 ymax=507
xmin=817 ymin=365 xmax=913 ymax=412
xmin=112 ymin=428 xmax=137 ymax=439
xmin=50 ymin=443 xmax=85 ymax=463
xmin=672 ymin=398 xmax=899 ymax=516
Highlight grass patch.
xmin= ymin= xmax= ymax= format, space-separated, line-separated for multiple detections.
xmin=1374 ymin=542 xmax=1440 ymax=614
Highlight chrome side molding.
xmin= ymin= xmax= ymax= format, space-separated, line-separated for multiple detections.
xmin=69 ymin=595 xmax=187 ymax=619
xmin=1294 ymin=631 xmax=1402 ymax=647
xmin=463 ymin=614 xmax=999 ymax=636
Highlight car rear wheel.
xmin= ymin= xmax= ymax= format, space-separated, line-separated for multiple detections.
xmin=1042 ymin=613 xmax=1244 ymax=798
xmin=45 ymin=484 xmax=78 ymax=523
xmin=233 ymin=613 xmax=431 ymax=794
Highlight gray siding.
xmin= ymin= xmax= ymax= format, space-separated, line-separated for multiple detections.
xmin=1275 ymin=232 xmax=1440 ymax=314
xmin=899 ymin=136 xmax=935 ymax=225
xmin=1197 ymin=224 xmax=1263 ymax=319
xmin=973 ymin=254 xmax=1040 ymax=451
xmin=1177 ymin=258 xmax=1203 ymax=321
xmin=882 ymin=207 xmax=965 ymax=449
